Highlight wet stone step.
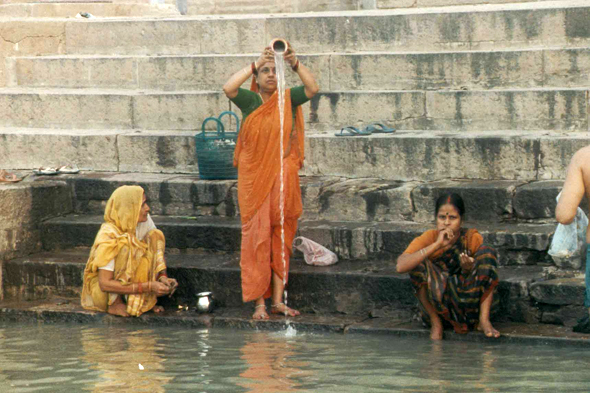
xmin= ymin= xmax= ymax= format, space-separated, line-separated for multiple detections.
xmin=40 ymin=214 xmax=555 ymax=265
xmin=2 ymin=298 xmax=589 ymax=347
xmin=2 ymin=249 xmax=567 ymax=325
xmin=62 ymin=172 xmax=575 ymax=222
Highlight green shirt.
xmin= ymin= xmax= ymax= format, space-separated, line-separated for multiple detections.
xmin=230 ymin=85 xmax=310 ymax=123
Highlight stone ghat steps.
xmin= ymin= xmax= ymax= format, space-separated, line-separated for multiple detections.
xmin=0 ymin=87 xmax=588 ymax=132
xmin=1 ymin=129 xmax=584 ymax=180
xmin=182 ymin=0 xmax=567 ymax=15
xmin=40 ymin=214 xmax=555 ymax=265
xmin=3 ymin=1 xmax=590 ymax=57
xmin=2 ymin=248 xmax=585 ymax=326
xmin=61 ymin=172 xmax=570 ymax=223
xmin=7 ymin=47 xmax=590 ymax=91
xmin=0 ymin=3 xmax=180 ymax=18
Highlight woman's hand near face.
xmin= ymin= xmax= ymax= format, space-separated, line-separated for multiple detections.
xmin=435 ymin=228 xmax=455 ymax=250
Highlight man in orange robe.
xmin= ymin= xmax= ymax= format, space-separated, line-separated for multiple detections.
xmin=223 ymin=43 xmax=319 ymax=319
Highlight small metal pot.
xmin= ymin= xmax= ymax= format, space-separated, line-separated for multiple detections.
xmin=196 ymin=292 xmax=215 ymax=313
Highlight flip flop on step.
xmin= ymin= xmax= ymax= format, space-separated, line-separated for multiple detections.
xmin=57 ymin=164 xmax=80 ymax=174
xmin=335 ymin=126 xmax=372 ymax=137
xmin=365 ymin=122 xmax=395 ymax=134
xmin=33 ymin=167 xmax=58 ymax=176
xmin=0 ymin=170 xmax=22 ymax=183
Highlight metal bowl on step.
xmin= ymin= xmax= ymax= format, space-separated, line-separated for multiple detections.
xmin=196 ymin=292 xmax=215 ymax=313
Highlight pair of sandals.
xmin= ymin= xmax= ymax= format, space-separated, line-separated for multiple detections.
xmin=33 ymin=164 xmax=80 ymax=176
xmin=0 ymin=170 xmax=23 ymax=183
xmin=335 ymin=122 xmax=395 ymax=137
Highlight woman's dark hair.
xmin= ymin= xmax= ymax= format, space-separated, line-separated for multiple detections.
xmin=434 ymin=193 xmax=465 ymax=218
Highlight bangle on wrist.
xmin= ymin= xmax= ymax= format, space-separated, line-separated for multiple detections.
xmin=291 ymin=59 xmax=300 ymax=72
xmin=148 ymin=281 xmax=152 ymax=293
xmin=251 ymin=62 xmax=258 ymax=76
xmin=138 ymin=282 xmax=143 ymax=293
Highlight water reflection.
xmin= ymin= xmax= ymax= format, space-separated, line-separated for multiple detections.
xmin=81 ymin=328 xmax=171 ymax=392
xmin=0 ymin=322 xmax=588 ymax=392
xmin=238 ymin=332 xmax=311 ymax=392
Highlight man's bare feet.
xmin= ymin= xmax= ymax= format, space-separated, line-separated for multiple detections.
xmin=270 ymin=303 xmax=300 ymax=317
xmin=153 ymin=305 xmax=165 ymax=314
xmin=253 ymin=305 xmax=269 ymax=320
xmin=478 ymin=319 xmax=500 ymax=338
xmin=107 ymin=300 xmax=129 ymax=317
xmin=430 ymin=316 xmax=443 ymax=340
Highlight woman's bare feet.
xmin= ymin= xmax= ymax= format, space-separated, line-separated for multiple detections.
xmin=478 ymin=319 xmax=500 ymax=338
xmin=430 ymin=315 xmax=444 ymax=340
xmin=270 ymin=303 xmax=300 ymax=317
xmin=253 ymin=305 xmax=269 ymax=320
xmin=107 ymin=298 xmax=129 ymax=317
xmin=153 ymin=305 xmax=165 ymax=314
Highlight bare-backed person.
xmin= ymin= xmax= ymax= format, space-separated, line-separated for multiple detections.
xmin=556 ymin=146 xmax=590 ymax=323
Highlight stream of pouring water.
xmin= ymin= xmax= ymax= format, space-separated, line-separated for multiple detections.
xmin=274 ymin=50 xmax=293 ymax=333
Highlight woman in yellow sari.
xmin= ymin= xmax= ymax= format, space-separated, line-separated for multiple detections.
xmin=81 ymin=185 xmax=178 ymax=317
xmin=223 ymin=42 xmax=319 ymax=319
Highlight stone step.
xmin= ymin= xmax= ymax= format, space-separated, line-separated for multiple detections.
xmin=182 ymin=0 xmax=564 ymax=16
xmin=3 ymin=248 xmax=583 ymax=325
xmin=0 ymin=129 xmax=584 ymax=181
xmin=40 ymin=214 xmax=555 ymax=265
xmin=0 ymin=3 xmax=180 ymax=17
xmin=3 ymin=1 xmax=590 ymax=57
xmin=0 ymin=179 xmax=72 ymax=262
xmin=9 ymin=47 xmax=590 ymax=91
xmin=60 ymin=172 xmax=573 ymax=223
xmin=182 ymin=0 xmax=363 ymax=15
xmin=0 ymin=88 xmax=587 ymax=132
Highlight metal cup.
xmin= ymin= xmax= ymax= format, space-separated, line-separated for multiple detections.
xmin=270 ymin=38 xmax=288 ymax=54
xmin=196 ymin=291 xmax=215 ymax=313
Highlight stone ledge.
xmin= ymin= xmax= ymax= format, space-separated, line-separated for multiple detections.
xmin=0 ymin=180 xmax=72 ymax=264
xmin=2 ymin=248 xmax=557 ymax=324
xmin=59 ymin=2 xmax=590 ymax=56
xmin=38 ymin=215 xmax=555 ymax=264
xmin=3 ymin=130 xmax=587 ymax=180
xmin=10 ymin=48 xmax=590 ymax=92
xmin=60 ymin=172 xmax=576 ymax=223
xmin=0 ymin=88 xmax=586 ymax=132
xmin=1 ymin=299 xmax=590 ymax=346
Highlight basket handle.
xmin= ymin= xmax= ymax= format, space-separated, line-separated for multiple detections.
xmin=200 ymin=116 xmax=225 ymax=138
xmin=218 ymin=111 xmax=240 ymax=133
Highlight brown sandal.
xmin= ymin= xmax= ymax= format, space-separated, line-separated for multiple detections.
xmin=0 ymin=170 xmax=22 ymax=183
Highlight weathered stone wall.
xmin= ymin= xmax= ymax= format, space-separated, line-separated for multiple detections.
xmin=0 ymin=181 xmax=73 ymax=299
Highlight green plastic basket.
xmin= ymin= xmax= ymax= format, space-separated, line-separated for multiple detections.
xmin=195 ymin=111 xmax=240 ymax=180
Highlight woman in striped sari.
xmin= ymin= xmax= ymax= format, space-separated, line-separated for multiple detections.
xmin=396 ymin=193 xmax=500 ymax=340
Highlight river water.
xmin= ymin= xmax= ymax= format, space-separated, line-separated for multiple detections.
xmin=0 ymin=322 xmax=588 ymax=392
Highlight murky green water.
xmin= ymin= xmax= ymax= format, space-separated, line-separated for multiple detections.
xmin=0 ymin=321 xmax=588 ymax=392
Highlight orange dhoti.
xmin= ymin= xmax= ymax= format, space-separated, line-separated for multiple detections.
xmin=234 ymin=86 xmax=305 ymax=303
xmin=240 ymin=152 xmax=303 ymax=302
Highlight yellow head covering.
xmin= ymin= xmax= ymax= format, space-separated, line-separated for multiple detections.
xmin=104 ymin=185 xmax=144 ymax=235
